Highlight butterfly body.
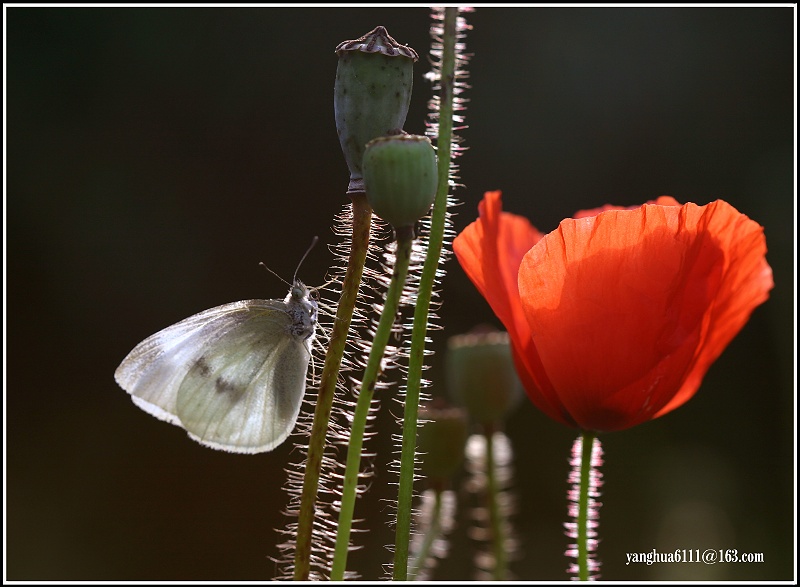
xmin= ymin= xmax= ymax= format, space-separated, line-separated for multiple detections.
xmin=115 ymin=281 xmax=318 ymax=454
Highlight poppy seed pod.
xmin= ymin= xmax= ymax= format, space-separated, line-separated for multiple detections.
xmin=446 ymin=329 xmax=524 ymax=425
xmin=417 ymin=404 xmax=468 ymax=483
xmin=334 ymin=26 xmax=418 ymax=194
xmin=362 ymin=134 xmax=438 ymax=230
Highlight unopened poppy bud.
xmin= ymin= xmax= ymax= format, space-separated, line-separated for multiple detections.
xmin=418 ymin=403 xmax=468 ymax=484
xmin=446 ymin=328 xmax=523 ymax=425
xmin=362 ymin=134 xmax=437 ymax=230
xmin=334 ymin=26 xmax=418 ymax=194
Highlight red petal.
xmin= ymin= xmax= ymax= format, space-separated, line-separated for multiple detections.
xmin=454 ymin=192 xmax=576 ymax=427
xmin=574 ymin=196 xmax=681 ymax=219
xmin=655 ymin=200 xmax=773 ymax=416
xmin=453 ymin=191 xmax=543 ymax=347
xmin=518 ymin=201 xmax=770 ymax=431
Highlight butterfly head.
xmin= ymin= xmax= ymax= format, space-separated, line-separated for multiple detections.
xmin=286 ymin=280 xmax=319 ymax=341
xmin=289 ymin=279 xmax=318 ymax=303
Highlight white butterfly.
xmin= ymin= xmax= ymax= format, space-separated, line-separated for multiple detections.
xmin=114 ymin=280 xmax=319 ymax=454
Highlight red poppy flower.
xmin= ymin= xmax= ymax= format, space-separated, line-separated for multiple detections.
xmin=453 ymin=191 xmax=773 ymax=432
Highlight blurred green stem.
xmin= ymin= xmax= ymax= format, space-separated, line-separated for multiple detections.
xmin=393 ymin=7 xmax=459 ymax=580
xmin=330 ymin=227 xmax=413 ymax=581
xmin=485 ymin=424 xmax=507 ymax=580
xmin=407 ymin=487 xmax=443 ymax=581
xmin=293 ymin=193 xmax=372 ymax=581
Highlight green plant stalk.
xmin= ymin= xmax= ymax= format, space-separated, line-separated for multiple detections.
xmin=407 ymin=487 xmax=443 ymax=581
xmin=577 ymin=430 xmax=597 ymax=582
xmin=330 ymin=227 xmax=414 ymax=580
xmin=485 ymin=424 xmax=507 ymax=580
xmin=393 ymin=7 xmax=459 ymax=580
xmin=293 ymin=193 xmax=372 ymax=581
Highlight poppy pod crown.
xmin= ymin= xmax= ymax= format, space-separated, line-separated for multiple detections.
xmin=453 ymin=191 xmax=773 ymax=432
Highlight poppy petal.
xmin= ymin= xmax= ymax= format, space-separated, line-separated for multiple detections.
xmin=452 ymin=191 xmax=543 ymax=348
xmin=654 ymin=200 xmax=774 ymax=416
xmin=453 ymin=192 xmax=576 ymax=426
xmin=573 ymin=196 xmax=681 ymax=219
xmin=518 ymin=202 xmax=748 ymax=431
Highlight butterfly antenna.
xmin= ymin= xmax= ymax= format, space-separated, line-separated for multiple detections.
xmin=259 ymin=262 xmax=291 ymax=287
xmin=294 ymin=236 xmax=319 ymax=283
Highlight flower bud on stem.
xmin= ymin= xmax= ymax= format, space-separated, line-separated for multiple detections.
xmin=447 ymin=329 xmax=523 ymax=425
xmin=393 ymin=8 xmax=464 ymax=579
xmin=293 ymin=25 xmax=416 ymax=580
xmin=407 ymin=404 xmax=467 ymax=579
xmin=363 ymin=134 xmax=438 ymax=233
xmin=335 ymin=26 xmax=418 ymax=194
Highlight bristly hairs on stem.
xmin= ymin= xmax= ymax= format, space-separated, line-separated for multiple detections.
xmin=330 ymin=222 xmax=419 ymax=580
xmin=276 ymin=23 xmax=418 ymax=579
xmin=274 ymin=202 xmax=392 ymax=580
xmin=388 ymin=7 xmax=472 ymax=580
xmin=565 ymin=432 xmax=604 ymax=581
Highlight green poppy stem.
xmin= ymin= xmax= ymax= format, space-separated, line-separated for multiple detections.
xmin=293 ymin=193 xmax=372 ymax=581
xmin=484 ymin=424 xmax=507 ymax=580
xmin=576 ymin=430 xmax=598 ymax=581
xmin=392 ymin=7 xmax=460 ymax=580
xmin=330 ymin=226 xmax=414 ymax=581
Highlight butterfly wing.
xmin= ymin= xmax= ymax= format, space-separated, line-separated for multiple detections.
xmin=114 ymin=299 xmax=311 ymax=454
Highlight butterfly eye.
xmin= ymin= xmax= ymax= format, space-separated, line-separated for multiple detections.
xmin=310 ymin=289 xmax=320 ymax=301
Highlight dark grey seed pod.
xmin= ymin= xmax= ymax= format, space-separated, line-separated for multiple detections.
xmin=334 ymin=26 xmax=418 ymax=194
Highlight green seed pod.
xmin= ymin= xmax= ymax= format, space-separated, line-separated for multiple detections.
xmin=418 ymin=403 xmax=468 ymax=484
xmin=334 ymin=26 xmax=418 ymax=194
xmin=362 ymin=134 xmax=437 ymax=230
xmin=446 ymin=328 xmax=524 ymax=425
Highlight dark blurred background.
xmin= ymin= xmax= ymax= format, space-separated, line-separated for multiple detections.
xmin=6 ymin=6 xmax=794 ymax=581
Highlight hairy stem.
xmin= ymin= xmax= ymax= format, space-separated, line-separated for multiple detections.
xmin=330 ymin=227 xmax=414 ymax=580
xmin=577 ymin=430 xmax=597 ymax=582
xmin=293 ymin=193 xmax=372 ymax=580
xmin=392 ymin=7 xmax=459 ymax=580
xmin=485 ymin=425 xmax=507 ymax=580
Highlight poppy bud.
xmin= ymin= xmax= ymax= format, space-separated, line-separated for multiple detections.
xmin=362 ymin=134 xmax=438 ymax=230
xmin=334 ymin=26 xmax=418 ymax=194
xmin=418 ymin=403 xmax=468 ymax=484
xmin=446 ymin=328 xmax=524 ymax=425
